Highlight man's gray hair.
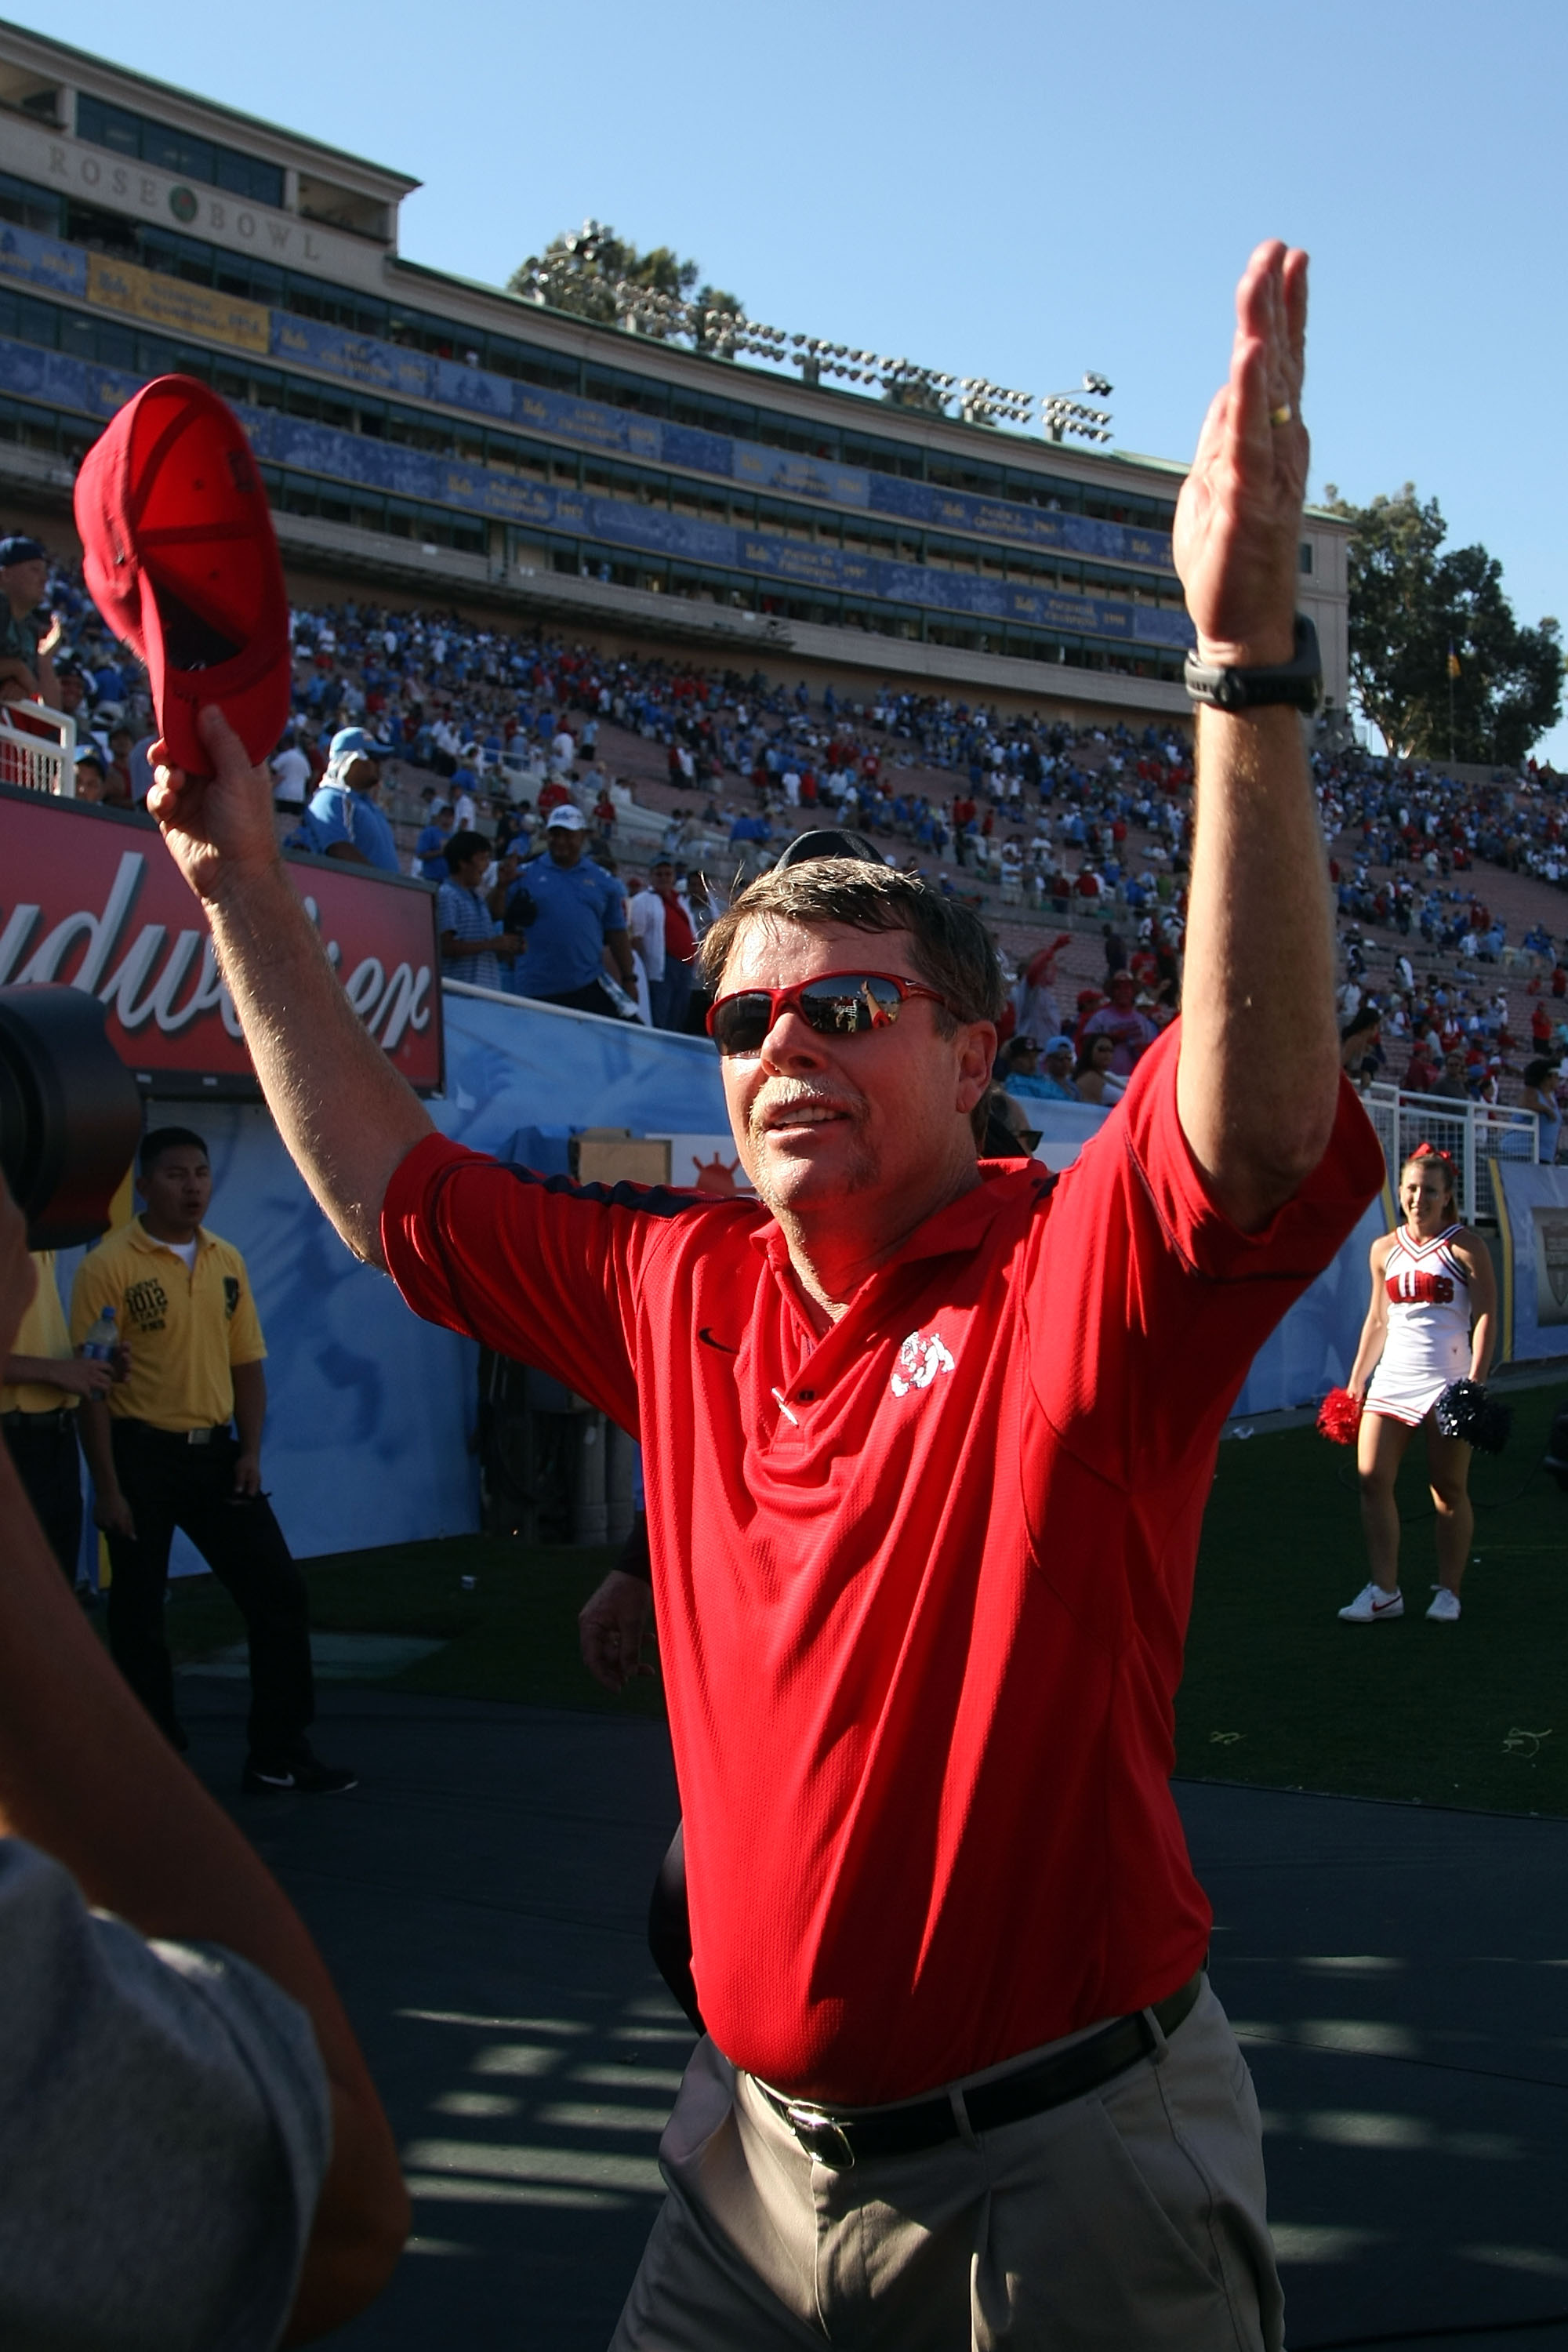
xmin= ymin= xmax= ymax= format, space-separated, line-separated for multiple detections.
xmin=699 ymin=859 xmax=1007 ymax=1029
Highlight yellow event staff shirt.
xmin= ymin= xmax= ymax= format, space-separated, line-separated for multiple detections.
xmin=69 ymin=1219 xmax=267 ymax=1432
xmin=0 ymin=1253 xmax=79 ymax=1415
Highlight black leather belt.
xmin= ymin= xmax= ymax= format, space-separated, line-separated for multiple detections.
xmin=117 ymin=1421 xmax=230 ymax=1446
xmin=757 ymin=1969 xmax=1205 ymax=2171
xmin=0 ymin=1407 xmax=74 ymax=1432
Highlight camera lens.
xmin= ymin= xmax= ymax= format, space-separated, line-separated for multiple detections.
xmin=0 ymin=985 xmax=143 ymax=1250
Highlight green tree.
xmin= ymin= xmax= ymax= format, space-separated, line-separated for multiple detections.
xmin=509 ymin=222 xmax=742 ymax=350
xmin=1323 ymin=481 xmax=1563 ymax=765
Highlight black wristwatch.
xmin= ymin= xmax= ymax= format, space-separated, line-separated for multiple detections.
xmin=1183 ymin=615 xmax=1322 ymax=713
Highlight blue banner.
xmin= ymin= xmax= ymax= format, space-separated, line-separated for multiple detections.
xmin=733 ymin=441 xmax=872 ymax=510
xmin=869 ymin=474 xmax=1173 ymax=569
xmin=270 ymin=318 xmax=1180 ymax=575
xmin=0 ymin=220 xmax=1180 ymax=575
xmin=0 ymin=220 xmax=89 ymax=299
xmin=270 ymin=313 xmax=433 ymax=399
xmin=0 ymin=336 xmax=139 ymax=419
xmin=0 ymin=328 xmax=1191 ymax=647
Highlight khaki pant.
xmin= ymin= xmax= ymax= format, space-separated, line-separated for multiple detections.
xmin=611 ymin=1979 xmax=1282 ymax=2350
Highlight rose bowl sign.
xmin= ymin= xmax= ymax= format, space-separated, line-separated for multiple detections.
xmin=0 ymin=787 xmax=443 ymax=1096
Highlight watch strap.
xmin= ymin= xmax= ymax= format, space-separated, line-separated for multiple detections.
xmin=1183 ymin=615 xmax=1322 ymax=713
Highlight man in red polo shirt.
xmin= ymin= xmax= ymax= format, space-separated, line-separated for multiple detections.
xmin=147 ymin=241 xmax=1377 ymax=2348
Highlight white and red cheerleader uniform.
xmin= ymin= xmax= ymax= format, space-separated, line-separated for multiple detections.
xmin=1366 ymin=1222 xmax=1472 ymax=1427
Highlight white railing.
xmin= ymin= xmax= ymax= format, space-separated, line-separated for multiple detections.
xmin=1361 ymin=1081 xmax=1539 ymax=1224
xmin=0 ymin=699 xmax=76 ymax=797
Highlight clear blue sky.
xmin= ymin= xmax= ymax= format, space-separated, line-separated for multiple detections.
xmin=60 ymin=0 xmax=1568 ymax=753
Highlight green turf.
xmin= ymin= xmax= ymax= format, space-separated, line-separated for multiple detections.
xmin=166 ymin=1384 xmax=1568 ymax=1813
xmin=1175 ymin=1379 xmax=1568 ymax=1815
xmin=166 ymin=1535 xmax=666 ymax=1719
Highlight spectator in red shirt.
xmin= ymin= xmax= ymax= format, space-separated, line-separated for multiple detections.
xmin=648 ymin=857 xmax=697 ymax=1032
xmin=148 ymin=241 xmax=1376 ymax=2350
xmin=1080 ymin=971 xmax=1159 ymax=1076
xmin=1404 ymin=1040 xmax=1440 ymax=1093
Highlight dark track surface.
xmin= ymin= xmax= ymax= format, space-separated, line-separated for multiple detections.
xmin=180 ymin=1676 xmax=1568 ymax=2350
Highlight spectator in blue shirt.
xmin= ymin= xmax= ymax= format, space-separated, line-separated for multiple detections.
xmin=436 ymin=832 xmax=522 ymax=993
xmin=505 ymin=806 xmax=635 ymax=1015
xmin=998 ymin=1036 xmax=1060 ymax=1100
xmin=296 ymin=729 xmax=401 ymax=873
xmin=414 ymin=800 xmax=455 ymax=882
xmin=1032 ymin=1035 xmax=1083 ymax=1101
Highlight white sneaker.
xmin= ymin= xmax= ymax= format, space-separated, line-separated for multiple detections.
xmin=1426 ymin=1588 xmax=1461 ymax=1623
xmin=1338 ymin=1582 xmax=1403 ymax=1623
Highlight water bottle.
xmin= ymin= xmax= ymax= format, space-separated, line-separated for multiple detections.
xmin=81 ymin=1305 xmax=118 ymax=1364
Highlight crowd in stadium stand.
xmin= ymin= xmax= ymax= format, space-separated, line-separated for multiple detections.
xmin=9 ymin=546 xmax=1568 ymax=1146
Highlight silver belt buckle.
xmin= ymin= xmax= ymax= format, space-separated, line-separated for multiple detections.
xmin=784 ymin=2100 xmax=855 ymax=2170
xmin=187 ymin=1427 xmax=214 ymax=1445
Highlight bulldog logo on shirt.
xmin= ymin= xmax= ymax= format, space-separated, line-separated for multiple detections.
xmin=890 ymin=1329 xmax=956 ymax=1397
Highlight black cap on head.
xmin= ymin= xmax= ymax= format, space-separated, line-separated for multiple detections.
xmin=0 ymin=533 xmax=46 ymax=568
xmin=774 ymin=827 xmax=886 ymax=869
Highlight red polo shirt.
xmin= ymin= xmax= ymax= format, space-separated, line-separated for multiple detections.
xmin=383 ymin=1029 xmax=1380 ymax=2103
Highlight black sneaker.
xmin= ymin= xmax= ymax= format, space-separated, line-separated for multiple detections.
xmin=242 ymin=1751 xmax=358 ymax=1796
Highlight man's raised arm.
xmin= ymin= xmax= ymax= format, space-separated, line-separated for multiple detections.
xmin=148 ymin=706 xmax=433 ymax=1265
xmin=1173 ymin=241 xmax=1341 ymax=1232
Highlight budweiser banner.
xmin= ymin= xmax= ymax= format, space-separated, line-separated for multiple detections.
xmin=0 ymin=787 xmax=442 ymax=1095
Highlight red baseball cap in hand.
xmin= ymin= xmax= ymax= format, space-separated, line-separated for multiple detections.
xmin=74 ymin=374 xmax=290 ymax=776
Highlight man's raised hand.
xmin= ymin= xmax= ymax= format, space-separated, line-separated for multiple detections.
xmin=1172 ymin=241 xmax=1308 ymax=671
xmin=147 ymin=702 xmax=283 ymax=907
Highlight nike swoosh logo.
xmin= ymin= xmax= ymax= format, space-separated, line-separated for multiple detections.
xmin=250 ymin=1769 xmax=296 ymax=1788
xmin=1371 ymin=1598 xmax=1400 ymax=1613
xmin=698 ymin=1327 xmax=738 ymax=1353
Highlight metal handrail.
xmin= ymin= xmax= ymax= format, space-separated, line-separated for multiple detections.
xmin=1361 ymin=1080 xmax=1539 ymax=1224
xmin=0 ymin=699 xmax=77 ymax=797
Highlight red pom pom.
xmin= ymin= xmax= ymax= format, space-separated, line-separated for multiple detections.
xmin=1316 ymin=1387 xmax=1363 ymax=1446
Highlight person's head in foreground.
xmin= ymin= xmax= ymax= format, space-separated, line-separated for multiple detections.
xmin=1399 ymin=1142 xmax=1457 ymax=1236
xmin=699 ymin=858 xmax=1003 ymax=1230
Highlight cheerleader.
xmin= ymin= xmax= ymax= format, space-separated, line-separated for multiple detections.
xmin=1338 ymin=1143 xmax=1496 ymax=1624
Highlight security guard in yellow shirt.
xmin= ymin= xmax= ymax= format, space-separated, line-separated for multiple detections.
xmin=1 ymin=1251 xmax=111 ymax=1584
xmin=72 ymin=1127 xmax=355 ymax=1795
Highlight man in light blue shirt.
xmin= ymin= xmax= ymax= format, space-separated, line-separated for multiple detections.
xmin=296 ymin=728 xmax=400 ymax=874
xmin=505 ymin=806 xmax=635 ymax=1015
xmin=414 ymin=800 xmax=455 ymax=882
xmin=1005 ymin=1036 xmax=1080 ymax=1102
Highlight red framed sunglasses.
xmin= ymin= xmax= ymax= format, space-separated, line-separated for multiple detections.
xmin=706 ymin=969 xmax=952 ymax=1058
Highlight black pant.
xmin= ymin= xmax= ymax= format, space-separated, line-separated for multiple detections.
xmin=2 ymin=1410 xmax=82 ymax=1585
xmin=530 ymin=979 xmax=623 ymax=1018
xmin=105 ymin=1421 xmax=314 ymax=1760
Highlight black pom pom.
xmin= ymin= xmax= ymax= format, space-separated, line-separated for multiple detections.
xmin=1433 ymin=1378 xmax=1512 ymax=1454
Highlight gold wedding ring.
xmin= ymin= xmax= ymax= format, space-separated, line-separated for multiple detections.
xmin=1269 ymin=401 xmax=1293 ymax=428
